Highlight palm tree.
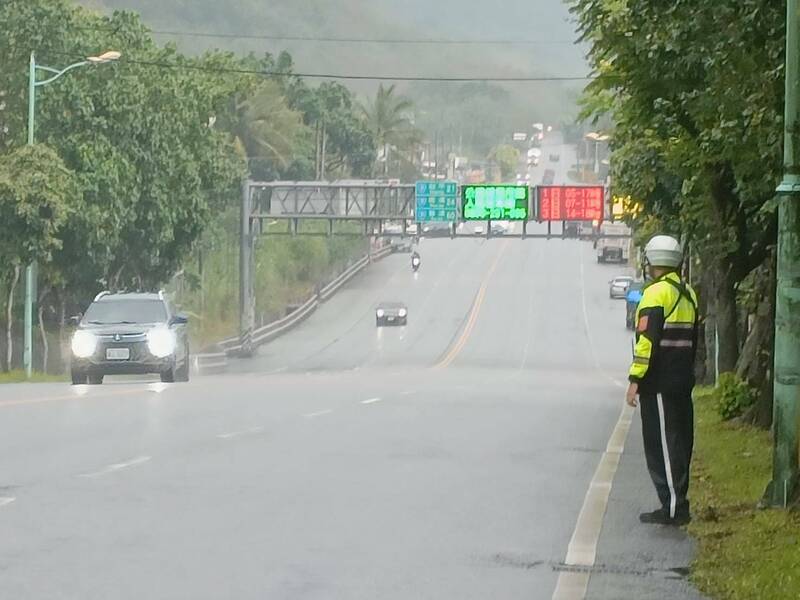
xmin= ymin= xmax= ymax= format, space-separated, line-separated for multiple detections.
xmin=219 ymin=81 xmax=311 ymax=178
xmin=361 ymin=84 xmax=420 ymax=176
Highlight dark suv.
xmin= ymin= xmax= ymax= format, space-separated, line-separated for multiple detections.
xmin=70 ymin=292 xmax=190 ymax=385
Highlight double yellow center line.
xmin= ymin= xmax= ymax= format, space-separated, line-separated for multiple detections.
xmin=435 ymin=241 xmax=510 ymax=369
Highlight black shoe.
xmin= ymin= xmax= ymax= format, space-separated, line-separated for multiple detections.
xmin=639 ymin=508 xmax=691 ymax=526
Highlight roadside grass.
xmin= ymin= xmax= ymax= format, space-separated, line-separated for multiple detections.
xmin=690 ymin=387 xmax=800 ymax=599
xmin=0 ymin=370 xmax=67 ymax=384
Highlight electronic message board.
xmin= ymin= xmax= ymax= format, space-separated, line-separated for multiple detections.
xmin=461 ymin=185 xmax=529 ymax=221
xmin=537 ymin=186 xmax=605 ymax=221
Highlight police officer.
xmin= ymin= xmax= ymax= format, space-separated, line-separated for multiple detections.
xmin=625 ymin=235 xmax=698 ymax=526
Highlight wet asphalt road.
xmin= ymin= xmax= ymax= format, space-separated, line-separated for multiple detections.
xmin=0 ymin=138 xmax=703 ymax=599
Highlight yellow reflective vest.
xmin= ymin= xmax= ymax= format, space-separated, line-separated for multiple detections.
xmin=629 ymin=272 xmax=699 ymax=392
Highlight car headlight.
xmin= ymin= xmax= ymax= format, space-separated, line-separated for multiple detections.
xmin=147 ymin=327 xmax=176 ymax=358
xmin=376 ymin=309 xmax=385 ymax=318
xmin=398 ymin=309 xmax=407 ymax=318
xmin=71 ymin=330 xmax=98 ymax=358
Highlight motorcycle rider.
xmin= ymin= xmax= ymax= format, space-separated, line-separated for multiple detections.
xmin=411 ymin=250 xmax=421 ymax=271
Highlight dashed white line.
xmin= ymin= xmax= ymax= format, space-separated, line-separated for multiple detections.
xmin=79 ymin=455 xmax=152 ymax=479
xmin=303 ymin=409 xmax=333 ymax=418
xmin=0 ymin=497 xmax=15 ymax=508
xmin=361 ymin=397 xmax=382 ymax=405
xmin=216 ymin=427 xmax=264 ymax=440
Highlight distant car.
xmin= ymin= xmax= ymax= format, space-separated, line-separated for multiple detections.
xmin=422 ymin=222 xmax=452 ymax=238
xmin=389 ymin=238 xmax=414 ymax=253
xmin=549 ymin=153 xmax=560 ymax=162
xmin=376 ymin=302 xmax=407 ymax=327
xmin=70 ymin=291 xmax=190 ymax=385
xmin=564 ymin=221 xmax=580 ymax=238
xmin=626 ymin=282 xmax=645 ymax=329
xmin=407 ymin=223 xmax=419 ymax=235
xmin=473 ymin=223 xmax=485 ymax=235
xmin=490 ymin=221 xmax=509 ymax=235
xmin=609 ymin=276 xmax=634 ymax=299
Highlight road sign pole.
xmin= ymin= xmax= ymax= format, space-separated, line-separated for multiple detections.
xmin=766 ymin=0 xmax=800 ymax=507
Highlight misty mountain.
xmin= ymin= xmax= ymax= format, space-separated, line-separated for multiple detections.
xmin=79 ymin=0 xmax=587 ymax=152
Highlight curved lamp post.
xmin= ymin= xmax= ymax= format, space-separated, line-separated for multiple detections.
xmin=24 ymin=50 xmax=121 ymax=377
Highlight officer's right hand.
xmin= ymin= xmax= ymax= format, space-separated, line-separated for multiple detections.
xmin=625 ymin=382 xmax=639 ymax=408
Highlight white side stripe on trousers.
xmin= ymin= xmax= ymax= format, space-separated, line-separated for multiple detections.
xmin=656 ymin=393 xmax=677 ymax=518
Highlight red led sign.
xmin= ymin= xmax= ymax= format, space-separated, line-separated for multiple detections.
xmin=537 ymin=186 xmax=605 ymax=221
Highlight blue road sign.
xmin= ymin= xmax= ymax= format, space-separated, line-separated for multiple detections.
xmin=415 ymin=180 xmax=458 ymax=222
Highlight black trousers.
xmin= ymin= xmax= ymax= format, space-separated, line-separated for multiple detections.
xmin=639 ymin=389 xmax=694 ymax=517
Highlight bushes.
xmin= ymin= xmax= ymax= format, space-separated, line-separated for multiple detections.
xmin=713 ymin=372 xmax=755 ymax=420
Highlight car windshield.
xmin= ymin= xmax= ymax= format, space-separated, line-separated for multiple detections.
xmin=83 ymin=299 xmax=167 ymax=324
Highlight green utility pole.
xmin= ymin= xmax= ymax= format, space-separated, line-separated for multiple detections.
xmin=23 ymin=50 xmax=120 ymax=377
xmin=766 ymin=0 xmax=800 ymax=507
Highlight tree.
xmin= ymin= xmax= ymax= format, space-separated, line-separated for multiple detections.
xmin=218 ymin=79 xmax=312 ymax=181
xmin=571 ymin=0 xmax=785 ymax=423
xmin=288 ymin=81 xmax=375 ymax=179
xmin=489 ymin=145 xmax=520 ymax=180
xmin=1 ymin=1 xmax=246 ymax=294
xmin=361 ymin=84 xmax=421 ymax=176
xmin=0 ymin=145 xmax=77 ymax=369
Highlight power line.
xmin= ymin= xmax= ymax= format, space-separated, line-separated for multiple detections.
xmin=72 ymin=25 xmax=578 ymax=46
xmin=47 ymin=51 xmax=594 ymax=83
xmin=148 ymin=30 xmax=579 ymax=46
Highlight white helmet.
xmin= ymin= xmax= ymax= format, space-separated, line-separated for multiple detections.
xmin=644 ymin=235 xmax=683 ymax=268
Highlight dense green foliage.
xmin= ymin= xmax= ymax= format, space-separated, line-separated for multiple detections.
xmin=0 ymin=0 xmax=411 ymax=371
xmin=489 ymin=145 xmax=521 ymax=180
xmin=713 ymin=372 xmax=756 ymax=421
xmin=571 ymin=0 xmax=786 ymax=422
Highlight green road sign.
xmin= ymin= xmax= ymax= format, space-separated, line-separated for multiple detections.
xmin=415 ymin=181 xmax=458 ymax=222
xmin=461 ymin=184 xmax=530 ymax=221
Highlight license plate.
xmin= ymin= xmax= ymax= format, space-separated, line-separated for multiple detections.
xmin=106 ymin=347 xmax=130 ymax=361
xmin=387 ymin=316 xmax=395 ymax=321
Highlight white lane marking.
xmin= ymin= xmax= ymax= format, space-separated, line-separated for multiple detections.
xmin=361 ymin=397 xmax=382 ymax=405
xmin=147 ymin=382 xmax=169 ymax=394
xmin=657 ymin=393 xmax=677 ymax=518
xmin=79 ymin=455 xmax=152 ymax=479
xmin=552 ymin=247 xmax=636 ymax=600
xmin=216 ymin=427 xmax=264 ymax=440
xmin=303 ymin=409 xmax=333 ymax=418
xmin=0 ymin=497 xmax=15 ymax=508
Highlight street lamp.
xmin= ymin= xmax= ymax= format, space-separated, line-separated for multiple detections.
xmin=24 ymin=50 xmax=121 ymax=377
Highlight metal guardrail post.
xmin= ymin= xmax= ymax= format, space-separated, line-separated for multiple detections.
xmin=239 ymin=179 xmax=255 ymax=357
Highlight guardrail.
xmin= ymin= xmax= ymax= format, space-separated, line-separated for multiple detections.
xmin=193 ymin=244 xmax=396 ymax=374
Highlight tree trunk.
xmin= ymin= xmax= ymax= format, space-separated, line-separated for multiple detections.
xmin=706 ymin=257 xmax=739 ymax=374
xmin=6 ymin=265 xmax=20 ymax=372
xmin=58 ymin=292 xmax=67 ymax=375
xmin=739 ymin=251 xmax=777 ymax=428
xmin=320 ymin=121 xmax=327 ymax=180
xmin=37 ymin=288 xmax=50 ymax=374
xmin=705 ymin=163 xmax=741 ymax=373
xmin=38 ymin=301 xmax=48 ymax=374
xmin=314 ymin=121 xmax=321 ymax=179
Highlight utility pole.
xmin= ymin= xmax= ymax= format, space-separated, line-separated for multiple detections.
xmin=766 ymin=0 xmax=800 ymax=507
